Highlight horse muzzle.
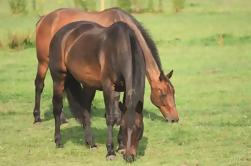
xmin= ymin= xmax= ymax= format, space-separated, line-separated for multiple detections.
xmin=160 ymin=107 xmax=179 ymax=123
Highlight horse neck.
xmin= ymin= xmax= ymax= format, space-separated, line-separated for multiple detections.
xmin=121 ymin=19 xmax=161 ymax=84
xmin=133 ymin=29 xmax=160 ymax=83
xmin=56 ymin=9 xmax=161 ymax=84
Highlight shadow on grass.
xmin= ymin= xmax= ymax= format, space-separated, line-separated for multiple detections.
xmin=43 ymin=104 xmax=107 ymax=122
xmin=61 ymin=125 xmax=106 ymax=146
xmin=0 ymin=111 xmax=30 ymax=116
xmin=43 ymin=103 xmax=152 ymax=158
xmin=60 ymin=125 xmax=148 ymax=157
xmin=138 ymin=136 xmax=148 ymax=158
xmin=43 ymin=104 xmax=165 ymax=123
xmin=143 ymin=109 xmax=166 ymax=122
xmin=43 ymin=104 xmax=73 ymax=122
xmin=42 ymin=96 xmax=160 ymax=158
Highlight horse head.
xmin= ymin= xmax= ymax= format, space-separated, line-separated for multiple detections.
xmin=150 ymin=70 xmax=179 ymax=122
xmin=119 ymin=101 xmax=144 ymax=162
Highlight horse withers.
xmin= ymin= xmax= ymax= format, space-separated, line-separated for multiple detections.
xmin=49 ymin=21 xmax=145 ymax=162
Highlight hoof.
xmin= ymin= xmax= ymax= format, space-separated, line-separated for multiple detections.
xmin=123 ymin=154 xmax=135 ymax=163
xmin=56 ymin=144 xmax=64 ymax=148
xmin=116 ymin=145 xmax=125 ymax=154
xmin=60 ymin=118 xmax=68 ymax=125
xmin=117 ymin=148 xmax=125 ymax=154
xmin=60 ymin=111 xmax=68 ymax=124
xmin=87 ymin=144 xmax=97 ymax=149
xmin=90 ymin=144 xmax=97 ymax=149
xmin=106 ymin=154 xmax=116 ymax=160
xmin=34 ymin=117 xmax=42 ymax=124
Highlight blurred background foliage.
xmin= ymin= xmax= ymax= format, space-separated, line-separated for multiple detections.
xmin=1 ymin=0 xmax=250 ymax=50
xmin=3 ymin=0 xmax=185 ymax=50
xmin=7 ymin=0 xmax=182 ymax=15
xmin=8 ymin=0 xmax=27 ymax=14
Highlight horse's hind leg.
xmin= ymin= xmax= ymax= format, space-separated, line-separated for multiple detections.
xmin=33 ymin=62 xmax=47 ymax=123
xmin=52 ymin=73 xmax=65 ymax=148
xmin=102 ymin=80 xmax=119 ymax=160
xmin=33 ymin=62 xmax=67 ymax=123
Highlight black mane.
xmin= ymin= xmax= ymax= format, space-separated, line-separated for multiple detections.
xmin=115 ymin=8 xmax=163 ymax=72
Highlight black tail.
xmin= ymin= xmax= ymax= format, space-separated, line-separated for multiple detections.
xmin=64 ymin=74 xmax=85 ymax=123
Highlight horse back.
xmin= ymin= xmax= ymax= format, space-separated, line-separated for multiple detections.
xmin=50 ymin=21 xmax=145 ymax=91
xmin=50 ymin=21 xmax=106 ymax=87
xmin=49 ymin=21 xmax=91 ymax=74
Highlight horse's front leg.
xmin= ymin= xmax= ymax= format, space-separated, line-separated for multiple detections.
xmin=103 ymin=81 xmax=118 ymax=160
xmin=52 ymin=74 xmax=65 ymax=148
xmin=117 ymin=126 xmax=125 ymax=154
xmin=117 ymin=99 xmax=126 ymax=153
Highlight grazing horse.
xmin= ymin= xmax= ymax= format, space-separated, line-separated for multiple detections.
xmin=34 ymin=8 xmax=179 ymax=123
xmin=49 ymin=21 xmax=145 ymax=162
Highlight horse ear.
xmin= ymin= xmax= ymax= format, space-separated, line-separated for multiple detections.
xmin=136 ymin=101 xmax=143 ymax=114
xmin=166 ymin=70 xmax=173 ymax=79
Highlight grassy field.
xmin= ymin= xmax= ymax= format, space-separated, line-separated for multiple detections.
xmin=0 ymin=0 xmax=251 ymax=165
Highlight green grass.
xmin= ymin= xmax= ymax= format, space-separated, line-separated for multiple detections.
xmin=0 ymin=0 xmax=251 ymax=165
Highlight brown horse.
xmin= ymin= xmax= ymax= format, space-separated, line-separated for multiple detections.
xmin=34 ymin=7 xmax=179 ymax=123
xmin=49 ymin=21 xmax=145 ymax=162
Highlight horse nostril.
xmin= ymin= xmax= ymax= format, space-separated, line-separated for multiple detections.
xmin=171 ymin=118 xmax=179 ymax=123
xmin=166 ymin=118 xmax=179 ymax=123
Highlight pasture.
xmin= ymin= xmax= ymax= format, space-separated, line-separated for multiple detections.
xmin=0 ymin=0 xmax=250 ymax=165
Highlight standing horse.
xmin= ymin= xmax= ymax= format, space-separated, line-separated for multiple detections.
xmin=34 ymin=8 xmax=179 ymax=123
xmin=49 ymin=21 xmax=145 ymax=162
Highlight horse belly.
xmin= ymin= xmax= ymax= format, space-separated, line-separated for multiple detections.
xmin=79 ymin=72 xmax=102 ymax=88
xmin=69 ymin=64 xmax=102 ymax=89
